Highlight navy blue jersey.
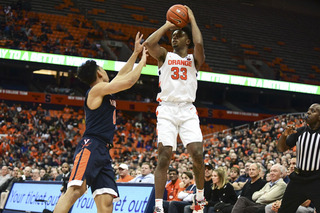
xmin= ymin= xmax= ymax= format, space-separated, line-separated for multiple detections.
xmin=83 ymin=89 xmax=116 ymax=144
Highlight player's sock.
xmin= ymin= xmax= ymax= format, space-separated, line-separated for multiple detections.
xmin=196 ymin=189 xmax=204 ymax=201
xmin=155 ymin=199 xmax=163 ymax=209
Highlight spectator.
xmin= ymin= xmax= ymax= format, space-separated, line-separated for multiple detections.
xmin=165 ymin=168 xmax=182 ymax=201
xmin=228 ymin=167 xmax=240 ymax=183
xmin=288 ymin=157 xmax=296 ymax=174
xmin=231 ymin=164 xmax=287 ymax=213
xmin=0 ymin=167 xmax=20 ymax=193
xmin=204 ymin=163 xmax=214 ymax=200
xmin=32 ymin=169 xmax=41 ymax=181
xmin=0 ymin=166 xmax=11 ymax=187
xmin=50 ymin=168 xmax=59 ymax=181
xmin=281 ymin=165 xmax=290 ymax=184
xmin=129 ymin=162 xmax=154 ymax=183
xmin=22 ymin=166 xmax=32 ymax=180
xmin=229 ymin=153 xmax=239 ymax=168
xmin=116 ymin=163 xmax=133 ymax=183
xmin=238 ymin=163 xmax=267 ymax=201
xmin=232 ymin=161 xmax=252 ymax=192
xmin=265 ymin=199 xmax=314 ymax=213
xmin=185 ymin=163 xmax=214 ymax=213
xmin=168 ymin=171 xmax=196 ymax=213
xmin=0 ymin=167 xmax=22 ymax=209
xmin=40 ymin=168 xmax=50 ymax=180
xmin=162 ymin=167 xmax=182 ymax=212
xmin=205 ymin=168 xmax=237 ymax=213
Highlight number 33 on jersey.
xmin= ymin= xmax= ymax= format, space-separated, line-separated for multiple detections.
xmin=157 ymin=52 xmax=198 ymax=103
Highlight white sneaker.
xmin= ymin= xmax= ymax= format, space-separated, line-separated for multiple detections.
xmin=192 ymin=195 xmax=206 ymax=213
xmin=154 ymin=207 xmax=164 ymax=213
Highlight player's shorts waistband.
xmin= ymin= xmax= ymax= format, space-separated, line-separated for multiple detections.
xmin=294 ymin=167 xmax=320 ymax=176
xmin=83 ymin=135 xmax=113 ymax=149
xmin=159 ymin=101 xmax=192 ymax=106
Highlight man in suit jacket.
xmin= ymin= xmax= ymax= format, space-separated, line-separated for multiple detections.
xmin=56 ymin=163 xmax=71 ymax=193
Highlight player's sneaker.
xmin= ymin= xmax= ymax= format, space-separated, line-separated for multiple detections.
xmin=153 ymin=207 xmax=164 ymax=213
xmin=192 ymin=195 xmax=206 ymax=213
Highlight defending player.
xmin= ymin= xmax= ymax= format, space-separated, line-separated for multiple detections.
xmin=53 ymin=32 xmax=148 ymax=213
xmin=144 ymin=6 xmax=206 ymax=213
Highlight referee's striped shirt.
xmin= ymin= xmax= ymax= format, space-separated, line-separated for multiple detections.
xmin=286 ymin=126 xmax=320 ymax=171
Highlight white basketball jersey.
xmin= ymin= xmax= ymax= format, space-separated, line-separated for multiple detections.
xmin=157 ymin=52 xmax=198 ymax=103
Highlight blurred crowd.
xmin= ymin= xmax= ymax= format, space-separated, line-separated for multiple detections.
xmin=0 ymin=101 xmax=311 ymax=212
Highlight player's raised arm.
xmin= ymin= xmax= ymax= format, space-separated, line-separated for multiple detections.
xmin=115 ymin=32 xmax=144 ymax=78
xmin=98 ymin=47 xmax=148 ymax=95
xmin=185 ymin=5 xmax=205 ymax=70
xmin=144 ymin=21 xmax=175 ymax=65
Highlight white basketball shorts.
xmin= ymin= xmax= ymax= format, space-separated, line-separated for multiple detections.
xmin=156 ymin=102 xmax=203 ymax=151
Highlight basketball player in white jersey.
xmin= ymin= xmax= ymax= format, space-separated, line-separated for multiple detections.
xmin=145 ymin=6 xmax=206 ymax=213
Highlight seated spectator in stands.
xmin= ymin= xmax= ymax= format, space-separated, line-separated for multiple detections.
xmin=0 ymin=167 xmax=20 ymax=193
xmin=238 ymin=163 xmax=267 ymax=202
xmin=204 ymin=168 xmax=237 ymax=213
xmin=0 ymin=166 xmax=11 ymax=186
xmin=231 ymin=164 xmax=287 ymax=213
xmin=228 ymin=167 xmax=240 ymax=183
xmin=129 ymin=162 xmax=154 ymax=183
xmin=40 ymin=168 xmax=50 ymax=180
xmin=184 ymin=162 xmax=214 ymax=213
xmin=168 ymin=171 xmax=196 ymax=213
xmin=163 ymin=168 xmax=181 ymax=212
xmin=281 ymin=165 xmax=290 ymax=184
xmin=288 ymin=157 xmax=296 ymax=174
xmin=265 ymin=199 xmax=314 ymax=213
xmin=204 ymin=163 xmax=214 ymax=197
xmin=232 ymin=161 xmax=252 ymax=192
xmin=229 ymin=153 xmax=239 ymax=168
xmin=31 ymin=169 xmax=41 ymax=181
xmin=50 ymin=168 xmax=59 ymax=181
xmin=116 ymin=163 xmax=133 ymax=182
xmin=0 ymin=167 xmax=22 ymax=209
xmin=22 ymin=166 xmax=32 ymax=180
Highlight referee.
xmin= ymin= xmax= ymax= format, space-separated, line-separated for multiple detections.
xmin=277 ymin=103 xmax=320 ymax=213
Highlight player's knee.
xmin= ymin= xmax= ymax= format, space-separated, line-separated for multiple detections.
xmin=191 ymin=149 xmax=203 ymax=162
xmin=157 ymin=156 xmax=171 ymax=168
xmin=68 ymin=186 xmax=85 ymax=199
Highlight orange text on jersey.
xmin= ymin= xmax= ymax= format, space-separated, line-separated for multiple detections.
xmin=168 ymin=60 xmax=192 ymax=67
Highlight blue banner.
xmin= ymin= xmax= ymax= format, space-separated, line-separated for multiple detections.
xmin=4 ymin=182 xmax=155 ymax=213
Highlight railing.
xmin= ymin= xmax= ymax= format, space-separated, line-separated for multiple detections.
xmin=203 ymin=112 xmax=305 ymax=142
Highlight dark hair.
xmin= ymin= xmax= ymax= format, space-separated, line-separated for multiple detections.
xmin=183 ymin=171 xmax=193 ymax=180
xmin=168 ymin=167 xmax=178 ymax=174
xmin=230 ymin=167 xmax=240 ymax=174
xmin=172 ymin=26 xmax=194 ymax=48
xmin=77 ymin=60 xmax=99 ymax=85
xmin=181 ymin=26 xmax=193 ymax=48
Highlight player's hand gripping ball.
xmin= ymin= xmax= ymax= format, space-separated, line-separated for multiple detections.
xmin=166 ymin=4 xmax=189 ymax=28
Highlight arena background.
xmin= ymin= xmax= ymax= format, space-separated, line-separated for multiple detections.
xmin=0 ymin=0 xmax=320 ymax=173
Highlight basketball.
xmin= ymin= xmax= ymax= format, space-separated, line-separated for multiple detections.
xmin=166 ymin=4 xmax=189 ymax=28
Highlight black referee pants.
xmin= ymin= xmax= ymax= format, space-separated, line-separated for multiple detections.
xmin=278 ymin=173 xmax=320 ymax=213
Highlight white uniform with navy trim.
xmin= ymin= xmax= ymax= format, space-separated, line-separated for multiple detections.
xmin=156 ymin=52 xmax=203 ymax=151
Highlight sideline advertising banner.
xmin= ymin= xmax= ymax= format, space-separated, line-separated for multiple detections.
xmin=71 ymin=183 xmax=155 ymax=213
xmin=4 ymin=181 xmax=61 ymax=212
xmin=4 ymin=182 xmax=155 ymax=213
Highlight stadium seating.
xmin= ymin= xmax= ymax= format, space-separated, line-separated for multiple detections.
xmin=1 ymin=0 xmax=319 ymax=82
